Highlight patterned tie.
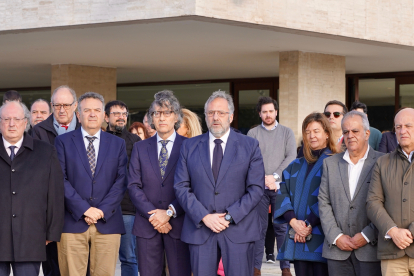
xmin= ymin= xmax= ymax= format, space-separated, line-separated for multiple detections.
xmin=159 ymin=140 xmax=170 ymax=179
xmin=86 ymin=137 xmax=97 ymax=176
xmin=212 ymin=139 xmax=223 ymax=183
xmin=9 ymin=146 xmax=16 ymax=161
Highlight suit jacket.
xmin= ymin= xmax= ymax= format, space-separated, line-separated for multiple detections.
xmin=0 ymin=133 xmax=64 ymax=262
xmin=128 ymin=134 xmax=186 ymax=239
xmin=378 ymin=131 xmax=398 ymax=154
xmin=55 ymin=128 xmax=127 ymax=234
xmin=318 ymin=148 xmax=384 ymax=262
xmin=174 ymin=130 xmax=265 ymax=245
xmin=32 ymin=114 xmax=81 ymax=145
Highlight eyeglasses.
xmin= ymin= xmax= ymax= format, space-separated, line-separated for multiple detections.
xmin=52 ymin=102 xmax=75 ymax=110
xmin=0 ymin=117 xmax=27 ymax=124
xmin=110 ymin=112 xmax=128 ymax=117
xmin=205 ymin=111 xmax=230 ymax=117
xmin=324 ymin=112 xmax=342 ymax=118
xmin=152 ymin=111 xmax=174 ymax=118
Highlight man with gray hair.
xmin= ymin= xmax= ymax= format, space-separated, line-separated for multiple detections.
xmin=55 ymin=92 xmax=128 ymax=276
xmin=175 ymin=90 xmax=265 ymax=275
xmin=319 ymin=110 xmax=383 ymax=276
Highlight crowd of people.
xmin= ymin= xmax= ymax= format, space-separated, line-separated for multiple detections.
xmin=0 ymin=86 xmax=413 ymax=276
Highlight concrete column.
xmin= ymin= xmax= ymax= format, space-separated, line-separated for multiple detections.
xmin=278 ymin=51 xmax=346 ymax=145
xmin=51 ymin=64 xmax=117 ymax=103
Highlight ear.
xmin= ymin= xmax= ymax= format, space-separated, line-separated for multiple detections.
xmin=229 ymin=113 xmax=234 ymax=124
xmin=76 ymin=111 xmax=80 ymax=121
xmin=104 ymin=114 xmax=109 ymax=123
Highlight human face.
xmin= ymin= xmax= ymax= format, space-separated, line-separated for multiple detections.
xmin=259 ymin=103 xmax=277 ymax=126
xmin=51 ymin=88 xmax=77 ymax=125
xmin=0 ymin=102 xmax=27 ymax=144
xmin=30 ymin=101 xmax=50 ymax=126
xmin=205 ymin=98 xmax=233 ymax=138
xmin=395 ymin=109 xmax=414 ymax=153
xmin=76 ymin=98 xmax=104 ymax=136
xmin=342 ymin=115 xmax=370 ymax=154
xmin=105 ymin=105 xmax=128 ymax=132
xmin=305 ymin=121 xmax=328 ymax=151
xmin=143 ymin=114 xmax=155 ymax=135
xmin=151 ymin=105 xmax=177 ymax=138
xmin=324 ymin=104 xmax=344 ymax=132
xmin=136 ymin=127 xmax=146 ymax=140
xmin=177 ymin=122 xmax=189 ymax=137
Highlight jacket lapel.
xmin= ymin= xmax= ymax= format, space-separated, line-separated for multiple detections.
xmin=14 ymin=133 xmax=34 ymax=159
xmin=147 ymin=136 xmax=163 ymax=183
xmin=352 ymin=148 xmax=376 ymax=200
xmin=162 ymin=134 xmax=183 ymax=182
xmin=93 ymin=132 xmax=109 ymax=177
xmin=216 ymin=131 xmax=238 ymax=187
xmin=0 ymin=135 xmax=11 ymax=166
xmin=72 ymin=128 xmax=93 ymax=180
xmin=42 ymin=115 xmax=58 ymax=136
xmin=198 ymin=133 xmax=215 ymax=186
xmin=338 ymin=157 xmax=352 ymax=202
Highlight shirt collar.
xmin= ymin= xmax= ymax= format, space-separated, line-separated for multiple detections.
xmin=209 ymin=128 xmax=231 ymax=145
xmin=157 ymin=131 xmax=176 ymax=144
xmin=261 ymin=121 xmax=278 ymax=131
xmin=3 ymin=135 xmax=24 ymax=150
xmin=81 ymin=127 xmax=101 ymax=140
xmin=402 ymin=149 xmax=414 ymax=162
xmin=343 ymin=145 xmax=370 ymax=165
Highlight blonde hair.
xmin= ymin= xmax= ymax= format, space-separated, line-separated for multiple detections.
xmin=182 ymin=108 xmax=202 ymax=138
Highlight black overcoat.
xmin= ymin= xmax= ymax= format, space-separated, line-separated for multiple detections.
xmin=0 ymin=133 xmax=64 ymax=262
xmin=31 ymin=114 xmax=81 ymax=145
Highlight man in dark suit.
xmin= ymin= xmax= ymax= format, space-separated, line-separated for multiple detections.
xmin=174 ymin=91 xmax=265 ymax=276
xmin=31 ymin=85 xmax=81 ymax=276
xmin=0 ymin=101 xmax=64 ymax=276
xmin=128 ymin=90 xmax=191 ymax=276
xmin=55 ymin=92 xmax=128 ymax=276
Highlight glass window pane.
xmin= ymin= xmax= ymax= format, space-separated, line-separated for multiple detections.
xmin=400 ymin=84 xmax=414 ymax=108
xmin=359 ymin=79 xmax=395 ymax=132
xmin=0 ymin=89 xmax=51 ymax=110
xmin=117 ymin=83 xmax=230 ymax=132
xmin=238 ymin=89 xmax=270 ymax=134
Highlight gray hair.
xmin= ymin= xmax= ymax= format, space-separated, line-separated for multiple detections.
xmin=342 ymin=110 xmax=370 ymax=132
xmin=0 ymin=101 xmax=30 ymax=126
xmin=148 ymin=90 xmax=183 ymax=130
xmin=77 ymin=92 xmax=105 ymax=112
xmin=51 ymin=85 xmax=77 ymax=103
xmin=31 ymin=98 xmax=52 ymax=113
xmin=204 ymin=90 xmax=235 ymax=115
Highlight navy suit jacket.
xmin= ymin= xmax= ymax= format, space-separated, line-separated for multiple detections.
xmin=174 ymin=130 xmax=265 ymax=245
xmin=378 ymin=131 xmax=398 ymax=154
xmin=128 ymin=134 xmax=187 ymax=239
xmin=55 ymin=128 xmax=127 ymax=234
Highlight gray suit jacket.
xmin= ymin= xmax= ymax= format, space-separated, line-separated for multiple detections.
xmin=318 ymin=148 xmax=384 ymax=262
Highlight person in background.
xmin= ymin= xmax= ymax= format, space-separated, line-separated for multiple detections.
xmin=2 ymin=90 xmax=22 ymax=104
xmin=350 ymin=100 xmax=382 ymax=151
xmin=143 ymin=112 xmax=157 ymax=137
xmin=274 ymin=112 xmax=337 ymax=276
xmin=177 ymin=108 xmax=203 ymax=138
xmin=129 ymin=122 xmax=150 ymax=140
xmin=30 ymin=99 xmax=51 ymax=127
xmin=378 ymin=108 xmax=407 ymax=154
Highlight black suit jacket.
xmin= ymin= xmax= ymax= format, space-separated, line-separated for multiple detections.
xmin=31 ymin=114 xmax=81 ymax=145
xmin=378 ymin=131 xmax=398 ymax=154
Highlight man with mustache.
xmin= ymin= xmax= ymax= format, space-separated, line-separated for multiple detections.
xmin=247 ymin=96 xmax=296 ymax=276
xmin=104 ymin=100 xmax=141 ymax=276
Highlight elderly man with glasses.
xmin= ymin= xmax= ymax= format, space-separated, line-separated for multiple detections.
xmin=31 ymin=85 xmax=81 ymax=276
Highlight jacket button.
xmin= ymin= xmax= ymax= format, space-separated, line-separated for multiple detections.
xmin=350 ymin=206 xmax=354 ymax=210
xmin=93 ymin=181 xmax=96 ymax=184
xmin=403 ymin=199 xmax=407 ymax=202
xmin=11 ymin=169 xmax=15 ymax=172
xmin=215 ymin=192 xmax=219 ymax=195
xmin=12 ymin=214 xmax=16 ymax=218
xmin=89 ymin=197 xmax=93 ymax=200
xmin=348 ymin=224 xmax=350 ymax=227
xmin=405 ymin=182 xmax=409 ymax=185
xmin=159 ymin=201 xmax=162 ymax=204
xmin=213 ymin=210 xmax=216 ymax=213
xmin=12 ymin=191 xmax=16 ymax=195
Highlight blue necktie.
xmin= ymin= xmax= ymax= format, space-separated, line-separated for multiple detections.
xmin=212 ymin=139 xmax=223 ymax=183
xmin=159 ymin=140 xmax=170 ymax=179
xmin=9 ymin=146 xmax=16 ymax=161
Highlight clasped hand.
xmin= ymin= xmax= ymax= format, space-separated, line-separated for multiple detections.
xmin=290 ymin=219 xmax=312 ymax=243
xmin=265 ymin=175 xmax=277 ymax=191
xmin=84 ymin=207 xmax=104 ymax=225
xmin=388 ymin=227 xmax=414 ymax=250
xmin=202 ymin=213 xmax=229 ymax=233
xmin=337 ymin=233 xmax=368 ymax=251
xmin=148 ymin=209 xmax=172 ymax=234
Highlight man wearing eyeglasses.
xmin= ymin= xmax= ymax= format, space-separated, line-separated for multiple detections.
xmin=128 ymin=90 xmax=191 ymax=276
xmin=31 ymin=85 xmax=81 ymax=276
xmin=104 ymin=100 xmax=141 ymax=276
xmin=0 ymin=101 xmax=64 ymax=276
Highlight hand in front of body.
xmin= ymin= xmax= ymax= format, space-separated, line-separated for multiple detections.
xmin=202 ymin=213 xmax=230 ymax=233
xmin=46 ymin=240 xmax=52 ymax=245
xmin=84 ymin=207 xmax=104 ymax=222
xmin=290 ymin=219 xmax=311 ymax=237
xmin=294 ymin=233 xmax=307 ymax=243
xmin=388 ymin=227 xmax=414 ymax=250
xmin=350 ymin=233 xmax=368 ymax=248
xmin=336 ymin=235 xmax=358 ymax=251
xmin=265 ymin=175 xmax=277 ymax=191
xmin=84 ymin=217 xmax=95 ymax=225
xmin=156 ymin=222 xmax=172 ymax=234
xmin=148 ymin=209 xmax=171 ymax=229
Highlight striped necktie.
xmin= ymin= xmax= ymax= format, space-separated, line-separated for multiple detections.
xmin=86 ymin=137 xmax=97 ymax=176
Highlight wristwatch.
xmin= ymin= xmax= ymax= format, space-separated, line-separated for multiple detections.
xmin=166 ymin=209 xmax=174 ymax=218
xmin=225 ymin=213 xmax=234 ymax=224
xmin=273 ymin=173 xmax=281 ymax=182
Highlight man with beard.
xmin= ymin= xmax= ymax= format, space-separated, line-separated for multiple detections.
xmin=247 ymin=96 xmax=296 ymax=276
xmin=104 ymin=100 xmax=141 ymax=276
xmin=174 ymin=90 xmax=265 ymax=276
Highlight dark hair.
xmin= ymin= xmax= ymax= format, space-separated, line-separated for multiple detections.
xmin=3 ymin=90 xmax=22 ymax=103
xmin=31 ymin=99 xmax=52 ymax=113
xmin=324 ymin=100 xmax=348 ymax=114
xmin=350 ymin=100 xmax=367 ymax=114
xmin=256 ymin=96 xmax=278 ymax=113
xmin=105 ymin=100 xmax=128 ymax=116
xmin=129 ymin=122 xmax=150 ymax=139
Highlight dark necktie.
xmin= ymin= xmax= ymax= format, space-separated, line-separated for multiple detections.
xmin=86 ymin=137 xmax=97 ymax=176
xmin=159 ymin=140 xmax=169 ymax=179
xmin=9 ymin=146 xmax=16 ymax=161
xmin=212 ymin=139 xmax=223 ymax=183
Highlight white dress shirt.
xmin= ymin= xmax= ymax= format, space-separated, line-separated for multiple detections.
xmin=81 ymin=127 xmax=101 ymax=163
xmin=209 ymin=129 xmax=231 ymax=168
xmin=156 ymin=131 xmax=176 ymax=158
xmin=2 ymin=136 xmax=24 ymax=157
